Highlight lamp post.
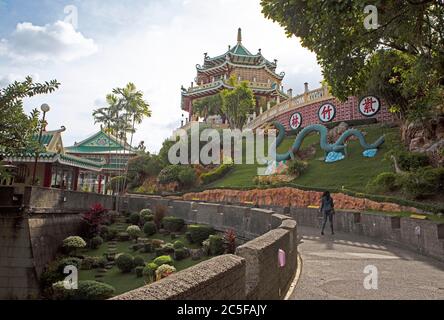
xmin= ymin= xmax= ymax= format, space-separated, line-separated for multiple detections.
xmin=31 ymin=104 xmax=50 ymax=186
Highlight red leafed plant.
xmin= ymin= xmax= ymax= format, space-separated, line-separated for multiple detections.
xmin=82 ymin=203 xmax=108 ymax=238
xmin=224 ymin=229 xmax=236 ymax=254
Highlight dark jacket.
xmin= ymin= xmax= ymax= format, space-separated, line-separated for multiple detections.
xmin=320 ymin=196 xmax=334 ymax=214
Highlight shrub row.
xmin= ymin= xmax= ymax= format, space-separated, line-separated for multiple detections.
xmin=200 ymin=163 xmax=233 ymax=185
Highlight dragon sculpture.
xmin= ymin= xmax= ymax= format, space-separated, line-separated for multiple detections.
xmin=270 ymin=121 xmax=385 ymax=163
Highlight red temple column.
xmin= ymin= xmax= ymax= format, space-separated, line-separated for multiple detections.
xmin=43 ymin=163 xmax=52 ymax=188
xmin=73 ymin=168 xmax=79 ymax=191
xmin=98 ymin=175 xmax=103 ymax=194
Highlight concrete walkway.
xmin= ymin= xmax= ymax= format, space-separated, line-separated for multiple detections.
xmin=291 ymin=226 xmax=444 ymax=300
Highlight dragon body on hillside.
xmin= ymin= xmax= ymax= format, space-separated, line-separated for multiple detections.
xmin=270 ymin=121 xmax=385 ymax=163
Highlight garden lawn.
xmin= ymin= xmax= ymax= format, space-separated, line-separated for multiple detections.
xmin=78 ymin=232 xmax=209 ymax=296
xmin=213 ymin=125 xmax=400 ymax=192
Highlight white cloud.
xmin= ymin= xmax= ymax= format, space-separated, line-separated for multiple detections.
xmin=0 ymin=73 xmax=40 ymax=87
xmin=0 ymin=21 xmax=98 ymax=62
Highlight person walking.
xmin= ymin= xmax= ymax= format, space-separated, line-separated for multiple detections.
xmin=320 ymin=191 xmax=335 ymax=235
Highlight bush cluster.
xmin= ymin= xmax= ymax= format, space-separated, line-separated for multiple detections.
xmin=208 ymin=235 xmax=224 ymax=255
xmin=115 ymin=253 xmax=134 ymax=273
xmin=143 ymin=222 xmax=156 ymax=236
xmin=287 ymin=160 xmax=308 ymax=177
xmin=158 ymin=165 xmax=197 ymax=187
xmin=163 ymin=216 xmax=185 ymax=232
xmin=52 ymin=280 xmax=115 ymax=300
xmin=153 ymin=255 xmax=174 ymax=266
xmin=187 ymin=224 xmax=215 ymax=244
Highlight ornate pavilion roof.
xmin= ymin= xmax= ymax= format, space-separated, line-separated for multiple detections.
xmin=65 ymin=131 xmax=136 ymax=155
xmin=195 ymin=28 xmax=284 ymax=80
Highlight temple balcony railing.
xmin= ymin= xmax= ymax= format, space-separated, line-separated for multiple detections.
xmin=186 ymin=79 xmax=273 ymax=94
xmin=245 ymin=85 xmax=332 ymax=130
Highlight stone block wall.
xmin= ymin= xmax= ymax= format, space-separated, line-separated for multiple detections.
xmin=113 ymin=255 xmax=246 ymax=300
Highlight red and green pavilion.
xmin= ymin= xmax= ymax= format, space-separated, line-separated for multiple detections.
xmin=181 ymin=28 xmax=291 ymax=124
xmin=2 ymin=127 xmax=137 ymax=195
xmin=2 ymin=127 xmax=105 ymax=194
xmin=65 ymin=130 xmax=137 ymax=194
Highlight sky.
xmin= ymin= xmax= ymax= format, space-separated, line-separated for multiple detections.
xmin=0 ymin=0 xmax=322 ymax=153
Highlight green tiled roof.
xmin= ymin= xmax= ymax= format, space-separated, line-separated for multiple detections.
xmin=65 ymin=131 xmax=136 ymax=154
xmin=229 ymin=43 xmax=252 ymax=56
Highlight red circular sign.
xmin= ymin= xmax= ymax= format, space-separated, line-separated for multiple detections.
xmin=289 ymin=112 xmax=302 ymax=130
xmin=318 ymin=103 xmax=336 ymax=123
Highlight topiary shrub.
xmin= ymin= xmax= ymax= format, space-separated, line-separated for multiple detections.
xmin=287 ymin=160 xmax=308 ymax=177
xmin=143 ymin=222 xmax=156 ymax=236
xmin=174 ymin=248 xmax=187 ymax=261
xmin=52 ymin=280 xmax=115 ymax=300
xmin=173 ymin=240 xmax=185 ymax=249
xmin=81 ymin=256 xmax=106 ymax=270
xmin=115 ymin=253 xmax=134 ymax=273
xmin=133 ymin=256 xmax=145 ymax=268
xmin=143 ymin=262 xmax=158 ymax=281
xmin=135 ymin=266 xmax=144 ymax=278
xmin=57 ymin=257 xmax=83 ymax=272
xmin=209 ymin=235 xmax=224 ymax=255
xmin=129 ymin=212 xmax=141 ymax=225
xmin=154 ymin=247 xmax=164 ymax=257
xmin=140 ymin=209 xmax=152 ymax=216
xmin=187 ymin=224 xmax=215 ymax=244
xmin=99 ymin=225 xmax=109 ymax=239
xmin=142 ymin=243 xmax=153 ymax=253
xmin=200 ymin=163 xmax=233 ymax=185
xmin=153 ymin=255 xmax=173 ymax=266
xmin=162 ymin=216 xmax=185 ymax=232
xmin=126 ymin=225 xmax=142 ymax=240
xmin=76 ymin=280 xmax=115 ymax=300
xmin=366 ymin=172 xmax=400 ymax=193
xmin=90 ymin=236 xmax=103 ymax=249
xmin=155 ymin=264 xmax=176 ymax=280
xmin=62 ymin=236 xmax=86 ymax=255
xmin=161 ymin=243 xmax=174 ymax=255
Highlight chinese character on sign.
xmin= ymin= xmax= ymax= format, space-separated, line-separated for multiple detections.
xmin=359 ymin=96 xmax=380 ymax=117
xmin=318 ymin=103 xmax=336 ymax=122
xmin=289 ymin=112 xmax=302 ymax=130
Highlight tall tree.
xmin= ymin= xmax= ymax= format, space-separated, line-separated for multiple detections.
xmin=220 ymin=76 xmax=255 ymax=129
xmin=261 ymin=0 xmax=444 ymax=121
xmin=0 ymin=76 xmax=60 ymax=154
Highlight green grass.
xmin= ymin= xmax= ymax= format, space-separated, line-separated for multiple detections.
xmin=78 ymin=229 xmax=210 ymax=296
xmin=213 ymin=125 xmax=399 ymax=192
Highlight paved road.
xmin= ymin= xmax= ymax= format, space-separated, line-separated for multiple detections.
xmin=291 ymin=226 xmax=444 ymax=300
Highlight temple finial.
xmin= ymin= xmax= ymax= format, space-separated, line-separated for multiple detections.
xmin=237 ymin=28 xmax=242 ymax=44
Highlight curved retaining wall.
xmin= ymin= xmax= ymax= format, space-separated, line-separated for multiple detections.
xmin=114 ymin=196 xmax=299 ymax=300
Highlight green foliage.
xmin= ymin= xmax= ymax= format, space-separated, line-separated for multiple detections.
xmin=135 ymin=266 xmax=144 ymax=278
xmin=62 ymin=236 xmax=86 ymax=253
xmin=178 ymin=166 xmax=197 ymax=188
xmin=115 ymin=253 xmax=134 ymax=273
xmin=81 ymin=256 xmax=106 ymax=270
xmin=287 ymin=160 xmax=308 ymax=176
xmin=0 ymin=76 xmax=60 ymax=154
xmin=366 ymin=172 xmax=400 ymax=193
xmin=187 ymin=224 xmax=215 ymax=244
xmin=155 ymin=264 xmax=176 ymax=279
xmin=400 ymin=167 xmax=444 ymax=199
xmin=209 ymin=235 xmax=224 ymax=255
xmin=108 ymin=176 xmax=126 ymax=193
xmin=397 ymin=152 xmax=430 ymax=171
xmin=220 ymin=76 xmax=255 ymax=129
xmin=143 ymin=262 xmax=158 ymax=280
xmin=133 ymin=256 xmax=145 ymax=268
xmin=126 ymin=225 xmax=142 ymax=240
xmin=129 ymin=212 xmax=141 ymax=225
xmin=193 ymin=94 xmax=223 ymax=120
xmin=163 ymin=216 xmax=185 ymax=232
xmin=143 ymin=222 xmax=156 ymax=236
xmin=90 ymin=236 xmax=103 ymax=249
xmin=173 ymin=240 xmax=185 ymax=249
xmin=153 ymin=255 xmax=174 ymax=266
xmin=52 ymin=280 xmax=115 ymax=300
xmin=174 ymin=248 xmax=187 ymax=261
xmin=260 ymin=0 xmax=444 ymax=122
xmin=127 ymin=154 xmax=163 ymax=189
xmin=140 ymin=209 xmax=152 ymax=216
xmin=200 ymin=163 xmax=233 ymax=185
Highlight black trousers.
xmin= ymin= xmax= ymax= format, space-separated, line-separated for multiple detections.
xmin=321 ymin=211 xmax=334 ymax=233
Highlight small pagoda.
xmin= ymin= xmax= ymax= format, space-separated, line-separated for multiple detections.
xmin=181 ymin=28 xmax=291 ymax=125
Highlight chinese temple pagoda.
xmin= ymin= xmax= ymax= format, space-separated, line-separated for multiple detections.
xmin=65 ymin=131 xmax=137 ymax=193
xmin=181 ymin=28 xmax=291 ymax=125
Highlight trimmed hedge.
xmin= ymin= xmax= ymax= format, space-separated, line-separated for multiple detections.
xmin=115 ymin=253 xmax=134 ymax=273
xmin=153 ymin=255 xmax=173 ymax=266
xmin=200 ymin=163 xmax=233 ymax=185
xmin=209 ymin=235 xmax=224 ymax=255
xmin=187 ymin=224 xmax=215 ymax=244
xmin=163 ymin=216 xmax=185 ymax=232
xmin=143 ymin=222 xmax=156 ymax=236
